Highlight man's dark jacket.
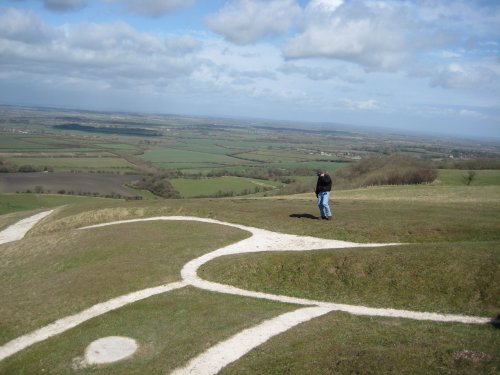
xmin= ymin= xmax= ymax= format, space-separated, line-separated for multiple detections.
xmin=315 ymin=174 xmax=332 ymax=196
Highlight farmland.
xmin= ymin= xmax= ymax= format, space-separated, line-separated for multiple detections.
xmin=1 ymin=105 xmax=500 ymax=199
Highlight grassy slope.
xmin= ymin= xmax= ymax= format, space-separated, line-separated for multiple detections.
xmin=220 ymin=312 xmax=499 ymax=375
xmin=0 ymin=221 xmax=248 ymax=344
xmin=200 ymin=242 xmax=499 ymax=316
xmin=0 ymin=183 xmax=498 ymax=374
xmin=0 ymin=289 xmax=295 ymax=375
xmin=436 ymin=169 xmax=500 ymax=186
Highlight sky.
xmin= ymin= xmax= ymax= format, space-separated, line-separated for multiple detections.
xmin=1 ymin=0 xmax=499 ymax=140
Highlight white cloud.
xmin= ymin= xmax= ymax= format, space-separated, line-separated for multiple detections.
xmin=284 ymin=1 xmax=413 ymax=71
xmin=0 ymin=9 xmax=201 ymax=92
xmin=284 ymin=0 xmax=500 ymax=75
xmin=0 ymin=8 xmax=56 ymax=43
xmin=107 ymin=0 xmax=195 ymax=17
xmin=307 ymin=0 xmax=343 ymax=13
xmin=206 ymin=0 xmax=301 ymax=45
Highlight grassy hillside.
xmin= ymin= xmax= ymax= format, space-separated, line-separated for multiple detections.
xmin=0 ymin=182 xmax=499 ymax=374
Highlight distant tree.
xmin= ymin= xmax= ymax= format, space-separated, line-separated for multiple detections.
xmin=463 ymin=170 xmax=476 ymax=185
xmin=18 ymin=165 xmax=39 ymax=172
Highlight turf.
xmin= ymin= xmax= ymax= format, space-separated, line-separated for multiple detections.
xmin=1 ymin=183 xmax=498 ymax=374
xmin=200 ymin=241 xmax=500 ymax=317
xmin=0 ymin=288 xmax=296 ymax=375
xmin=220 ymin=312 xmax=499 ymax=375
xmin=0 ymin=221 xmax=248 ymax=343
xmin=23 ymin=192 xmax=500 ymax=244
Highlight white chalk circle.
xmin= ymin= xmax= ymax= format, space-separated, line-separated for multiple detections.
xmin=84 ymin=336 xmax=138 ymax=365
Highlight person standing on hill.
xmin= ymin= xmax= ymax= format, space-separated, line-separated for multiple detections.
xmin=315 ymin=170 xmax=332 ymax=220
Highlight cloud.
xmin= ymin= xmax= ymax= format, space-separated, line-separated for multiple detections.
xmin=281 ymin=62 xmax=364 ymax=83
xmin=107 ymin=0 xmax=195 ymax=17
xmin=0 ymin=9 xmax=201 ymax=92
xmin=0 ymin=8 xmax=56 ymax=43
xmin=342 ymin=98 xmax=380 ymax=111
xmin=431 ymin=63 xmax=497 ymax=89
xmin=8 ymin=0 xmax=88 ymax=12
xmin=206 ymin=0 xmax=301 ymax=45
xmin=43 ymin=0 xmax=86 ymax=12
xmin=284 ymin=0 xmax=500 ymax=73
xmin=284 ymin=1 xmax=419 ymax=71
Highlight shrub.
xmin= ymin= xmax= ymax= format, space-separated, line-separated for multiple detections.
xmin=130 ymin=174 xmax=180 ymax=199
xmin=18 ymin=165 xmax=40 ymax=173
xmin=333 ymin=154 xmax=437 ymax=189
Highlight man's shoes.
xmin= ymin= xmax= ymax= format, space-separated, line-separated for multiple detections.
xmin=327 ymin=216 xmax=332 ymax=221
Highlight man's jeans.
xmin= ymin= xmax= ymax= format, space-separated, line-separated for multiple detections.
xmin=317 ymin=191 xmax=332 ymax=218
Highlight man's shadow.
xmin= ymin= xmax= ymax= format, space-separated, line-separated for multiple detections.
xmin=289 ymin=213 xmax=319 ymax=220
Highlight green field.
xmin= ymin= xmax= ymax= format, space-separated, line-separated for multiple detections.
xmin=0 ymin=134 xmax=94 ymax=152
xmin=142 ymin=148 xmax=249 ymax=169
xmin=170 ymin=176 xmax=282 ymax=198
xmin=436 ymin=169 xmax=500 ymax=186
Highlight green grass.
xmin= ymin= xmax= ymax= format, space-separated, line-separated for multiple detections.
xmin=200 ymin=241 xmax=500 ymax=317
xmin=0 ymin=135 xmax=91 ymax=151
xmin=220 ymin=312 xmax=499 ymax=375
xmin=94 ymin=143 xmax=137 ymax=150
xmin=1 ymin=183 xmax=498 ymax=374
xmin=0 ymin=194 xmax=114 ymax=215
xmin=436 ymin=169 xmax=500 ymax=186
xmin=142 ymin=148 xmax=247 ymax=168
xmin=233 ymin=150 xmax=307 ymax=163
xmin=0 ymin=221 xmax=248 ymax=343
xmin=23 ymin=189 xmax=500 ymax=244
xmin=170 ymin=177 xmax=281 ymax=198
xmin=332 ymin=185 xmax=500 ymax=203
xmin=0 ymin=288 xmax=295 ymax=375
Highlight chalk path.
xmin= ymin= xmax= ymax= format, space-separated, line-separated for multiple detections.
xmin=0 ymin=213 xmax=495 ymax=374
xmin=0 ymin=210 xmax=54 ymax=244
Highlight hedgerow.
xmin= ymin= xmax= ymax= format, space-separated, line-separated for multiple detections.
xmin=333 ymin=154 xmax=437 ymax=189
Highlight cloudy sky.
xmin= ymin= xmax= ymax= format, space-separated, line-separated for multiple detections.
xmin=1 ymin=0 xmax=499 ymax=139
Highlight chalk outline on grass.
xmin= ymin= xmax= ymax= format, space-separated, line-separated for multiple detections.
xmin=0 ymin=213 xmax=496 ymax=373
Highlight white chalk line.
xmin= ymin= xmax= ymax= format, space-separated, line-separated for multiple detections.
xmin=0 ymin=282 xmax=187 ymax=361
xmin=170 ymin=306 xmax=335 ymax=375
xmin=0 ymin=210 xmax=54 ymax=245
xmin=0 ymin=214 xmax=496 ymax=371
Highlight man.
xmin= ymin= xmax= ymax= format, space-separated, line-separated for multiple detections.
xmin=315 ymin=170 xmax=332 ymax=220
